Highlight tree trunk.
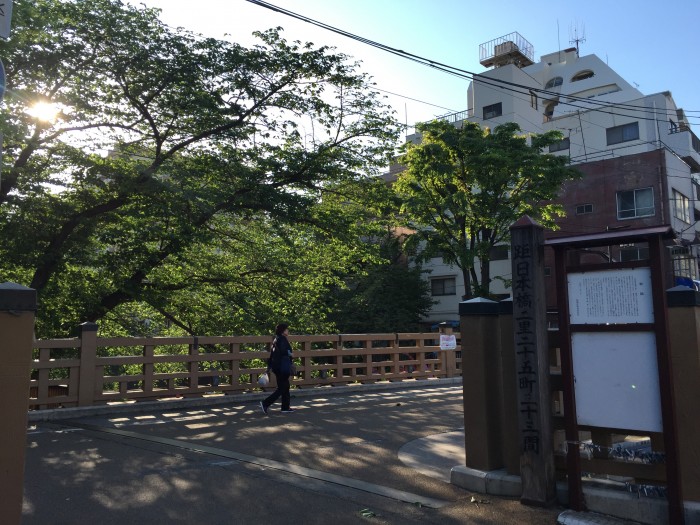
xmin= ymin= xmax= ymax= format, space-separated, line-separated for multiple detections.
xmin=480 ymin=256 xmax=491 ymax=298
xmin=462 ymin=266 xmax=472 ymax=300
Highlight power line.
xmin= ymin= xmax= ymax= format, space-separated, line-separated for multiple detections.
xmin=471 ymin=74 xmax=697 ymax=124
xmin=369 ymin=85 xmax=460 ymax=114
xmin=246 ymin=0 xmax=700 ymax=125
xmin=150 ymin=4 xmax=464 ymax=121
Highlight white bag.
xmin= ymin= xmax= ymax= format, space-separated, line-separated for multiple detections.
xmin=257 ymin=372 xmax=269 ymax=387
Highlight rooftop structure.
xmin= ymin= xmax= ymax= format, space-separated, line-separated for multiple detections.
xmin=479 ymin=32 xmax=534 ymax=69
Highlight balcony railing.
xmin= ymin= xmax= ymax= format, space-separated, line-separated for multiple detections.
xmin=435 ymin=109 xmax=470 ymax=124
xmin=670 ymin=124 xmax=700 ymax=154
xmin=479 ymin=32 xmax=534 ymax=68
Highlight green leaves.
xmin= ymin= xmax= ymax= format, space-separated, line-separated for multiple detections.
xmin=0 ymin=0 xmax=400 ymax=337
xmin=396 ymin=120 xmax=581 ymax=298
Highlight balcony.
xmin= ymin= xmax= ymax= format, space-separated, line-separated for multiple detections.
xmin=670 ymin=124 xmax=700 ymax=172
xmin=479 ymin=32 xmax=534 ymax=69
xmin=435 ymin=109 xmax=470 ymax=124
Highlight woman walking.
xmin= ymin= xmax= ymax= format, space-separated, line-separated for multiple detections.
xmin=260 ymin=323 xmax=295 ymax=414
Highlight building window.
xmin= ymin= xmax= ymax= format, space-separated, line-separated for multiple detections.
xmin=616 ymin=187 xmax=654 ymax=219
xmin=620 ymin=245 xmax=649 ymax=262
xmin=530 ymin=91 xmax=538 ymax=110
xmin=672 ymin=254 xmax=697 ymax=281
xmin=673 ymin=190 xmax=691 ymax=223
xmin=431 ymin=277 xmax=456 ymax=296
xmin=571 ymin=70 xmax=595 ymax=82
xmin=549 ymin=137 xmax=570 ymax=152
xmin=576 ymin=203 xmax=593 ymax=215
xmin=483 ymin=102 xmax=502 ymax=120
xmin=545 ymin=77 xmax=563 ymax=89
xmin=606 ymin=122 xmax=639 ymax=145
xmin=489 ymin=245 xmax=509 ymax=261
xmin=544 ymin=267 xmax=551 ymax=277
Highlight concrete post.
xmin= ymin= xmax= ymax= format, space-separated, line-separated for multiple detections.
xmin=459 ymin=297 xmax=504 ymax=471
xmin=0 ymin=282 xmax=36 ymax=525
xmin=667 ymin=286 xmax=700 ymax=502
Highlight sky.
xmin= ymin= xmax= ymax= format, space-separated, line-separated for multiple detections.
xmin=126 ymin=0 xmax=700 ymax=134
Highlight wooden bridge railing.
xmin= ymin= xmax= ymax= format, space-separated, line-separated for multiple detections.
xmin=29 ymin=325 xmax=462 ymax=410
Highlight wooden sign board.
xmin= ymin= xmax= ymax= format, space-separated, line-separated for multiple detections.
xmin=572 ymin=331 xmax=662 ymax=432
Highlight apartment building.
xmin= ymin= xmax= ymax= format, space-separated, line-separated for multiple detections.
xmin=414 ymin=32 xmax=700 ymax=326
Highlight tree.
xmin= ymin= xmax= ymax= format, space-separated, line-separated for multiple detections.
xmin=325 ymin=234 xmax=434 ymax=333
xmin=0 ymin=0 xmax=400 ymax=337
xmin=395 ymin=120 xmax=580 ymax=299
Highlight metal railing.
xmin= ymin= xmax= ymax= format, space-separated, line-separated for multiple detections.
xmin=435 ymin=109 xmax=470 ymax=124
xmin=479 ymin=32 xmax=534 ymax=66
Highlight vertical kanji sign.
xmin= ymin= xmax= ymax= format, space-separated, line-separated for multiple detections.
xmin=510 ymin=216 xmax=556 ymax=506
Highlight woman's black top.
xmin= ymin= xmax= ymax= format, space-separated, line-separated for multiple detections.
xmin=269 ymin=335 xmax=292 ymax=374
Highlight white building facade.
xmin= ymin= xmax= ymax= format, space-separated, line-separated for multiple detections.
xmin=417 ymin=33 xmax=700 ymax=327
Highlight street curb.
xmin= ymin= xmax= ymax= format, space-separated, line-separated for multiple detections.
xmin=451 ymin=464 xmax=700 ymax=525
xmin=28 ymin=376 xmax=462 ymax=422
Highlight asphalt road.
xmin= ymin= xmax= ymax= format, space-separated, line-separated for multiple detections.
xmin=22 ymin=383 xmax=563 ymax=524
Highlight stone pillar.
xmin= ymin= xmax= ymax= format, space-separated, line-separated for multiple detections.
xmin=667 ymin=286 xmax=700 ymax=502
xmin=459 ymin=297 xmax=504 ymax=471
xmin=0 ymin=282 xmax=36 ymax=524
xmin=510 ymin=216 xmax=556 ymax=506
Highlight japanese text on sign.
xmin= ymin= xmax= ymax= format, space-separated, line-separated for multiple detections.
xmin=512 ymin=242 xmax=541 ymax=455
xmin=568 ymin=268 xmax=653 ymax=324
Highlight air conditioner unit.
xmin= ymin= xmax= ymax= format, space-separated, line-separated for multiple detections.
xmin=494 ymin=41 xmax=518 ymax=56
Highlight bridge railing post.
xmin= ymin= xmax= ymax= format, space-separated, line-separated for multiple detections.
xmin=0 ymin=283 xmax=36 ymax=525
xmin=459 ymin=297 xmax=504 ymax=471
xmin=78 ymin=322 xmax=98 ymax=406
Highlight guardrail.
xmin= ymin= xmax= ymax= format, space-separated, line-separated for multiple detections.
xmin=30 ymin=327 xmax=462 ymax=410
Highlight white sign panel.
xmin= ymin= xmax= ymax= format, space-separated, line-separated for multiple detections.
xmin=439 ymin=334 xmax=456 ymax=350
xmin=567 ymin=267 xmax=653 ymax=324
xmin=0 ymin=1 xmax=12 ymax=40
xmin=572 ymin=331 xmax=662 ymax=432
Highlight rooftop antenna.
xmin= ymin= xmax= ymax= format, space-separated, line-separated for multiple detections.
xmin=557 ymin=19 xmax=561 ymax=62
xmin=569 ymin=22 xmax=586 ymax=56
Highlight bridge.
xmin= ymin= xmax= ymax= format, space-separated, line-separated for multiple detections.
xmin=22 ymin=381 xmax=563 ymax=524
xmin=7 ymin=279 xmax=698 ymax=524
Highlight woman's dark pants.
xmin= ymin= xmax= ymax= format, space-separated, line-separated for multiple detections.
xmin=262 ymin=371 xmax=291 ymax=410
